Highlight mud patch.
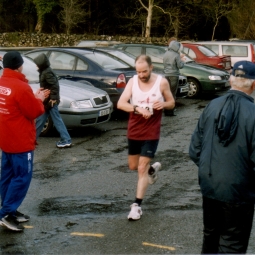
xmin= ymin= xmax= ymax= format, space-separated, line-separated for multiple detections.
xmin=155 ymin=149 xmax=190 ymax=166
xmin=38 ymin=196 xmax=127 ymax=216
xmin=111 ymin=145 xmax=128 ymax=153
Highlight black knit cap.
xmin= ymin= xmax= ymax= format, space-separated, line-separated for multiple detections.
xmin=3 ymin=51 xmax=24 ymax=70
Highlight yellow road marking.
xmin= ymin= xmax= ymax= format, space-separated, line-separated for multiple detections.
xmin=142 ymin=242 xmax=176 ymax=251
xmin=70 ymin=232 xmax=104 ymax=237
xmin=23 ymin=225 xmax=34 ymax=229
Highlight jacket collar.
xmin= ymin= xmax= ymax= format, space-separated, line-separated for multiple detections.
xmin=227 ymin=89 xmax=254 ymax=103
xmin=2 ymin=68 xmax=28 ymax=83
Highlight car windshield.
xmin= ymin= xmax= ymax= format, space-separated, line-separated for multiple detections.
xmin=22 ymin=56 xmax=40 ymax=83
xmin=198 ymin=45 xmax=217 ymax=57
xmin=83 ymin=51 xmax=131 ymax=69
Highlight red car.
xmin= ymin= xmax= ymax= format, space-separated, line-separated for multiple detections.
xmin=182 ymin=43 xmax=232 ymax=71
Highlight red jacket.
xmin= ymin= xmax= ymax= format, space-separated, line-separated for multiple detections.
xmin=0 ymin=68 xmax=45 ymax=153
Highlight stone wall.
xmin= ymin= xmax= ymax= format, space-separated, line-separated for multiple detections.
xmin=0 ymin=32 xmax=169 ymax=47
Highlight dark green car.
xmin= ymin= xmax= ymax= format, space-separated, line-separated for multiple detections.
xmin=113 ymin=43 xmax=230 ymax=98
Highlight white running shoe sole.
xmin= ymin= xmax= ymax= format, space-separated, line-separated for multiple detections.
xmin=148 ymin=162 xmax=161 ymax=184
xmin=127 ymin=204 xmax=143 ymax=220
xmin=1 ymin=219 xmax=24 ymax=231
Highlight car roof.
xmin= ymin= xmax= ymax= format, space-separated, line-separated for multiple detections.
xmin=76 ymin=40 xmax=121 ymax=47
xmin=197 ymin=41 xmax=253 ymax=45
xmin=115 ymin=43 xmax=166 ymax=47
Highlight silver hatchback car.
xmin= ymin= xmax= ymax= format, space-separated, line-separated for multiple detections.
xmin=0 ymin=54 xmax=113 ymax=136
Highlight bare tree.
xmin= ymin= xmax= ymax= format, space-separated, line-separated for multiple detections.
xmin=33 ymin=0 xmax=57 ymax=33
xmin=228 ymin=0 xmax=255 ymax=39
xmin=58 ymin=0 xmax=88 ymax=34
xmin=137 ymin=0 xmax=154 ymax=37
xmin=202 ymin=0 xmax=237 ymax=40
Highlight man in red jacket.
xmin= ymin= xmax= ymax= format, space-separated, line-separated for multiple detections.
xmin=0 ymin=51 xmax=49 ymax=231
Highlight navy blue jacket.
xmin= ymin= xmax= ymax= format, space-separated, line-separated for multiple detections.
xmin=189 ymin=90 xmax=255 ymax=204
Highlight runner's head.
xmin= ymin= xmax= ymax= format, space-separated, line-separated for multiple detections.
xmin=135 ymin=55 xmax=153 ymax=83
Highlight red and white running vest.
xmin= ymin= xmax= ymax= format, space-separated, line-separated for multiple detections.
xmin=128 ymin=75 xmax=164 ymax=140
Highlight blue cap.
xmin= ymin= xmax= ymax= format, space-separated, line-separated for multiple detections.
xmin=232 ymin=61 xmax=255 ymax=79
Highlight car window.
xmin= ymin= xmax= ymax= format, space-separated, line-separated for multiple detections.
xmin=185 ymin=48 xmax=196 ymax=59
xmin=198 ymin=45 xmax=217 ymax=56
xmin=25 ymin=51 xmax=49 ymax=60
xmin=145 ymin=47 xmax=165 ymax=62
xmin=76 ymin=59 xmax=88 ymax=70
xmin=22 ymin=56 xmax=40 ymax=83
xmin=203 ymin=45 xmax=219 ymax=55
xmin=181 ymin=52 xmax=195 ymax=63
xmin=83 ymin=51 xmax=130 ymax=69
xmin=114 ymin=46 xmax=123 ymax=50
xmin=49 ymin=51 xmax=76 ymax=70
xmin=124 ymin=46 xmax=142 ymax=56
xmin=183 ymin=47 xmax=189 ymax=55
xmin=106 ymin=51 xmax=135 ymax=67
xmin=222 ymin=45 xmax=248 ymax=56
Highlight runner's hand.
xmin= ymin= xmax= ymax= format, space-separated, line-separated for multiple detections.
xmin=136 ymin=107 xmax=152 ymax=119
xmin=153 ymin=100 xmax=164 ymax=110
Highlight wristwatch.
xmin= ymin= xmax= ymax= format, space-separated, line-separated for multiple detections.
xmin=133 ymin=105 xmax=138 ymax=113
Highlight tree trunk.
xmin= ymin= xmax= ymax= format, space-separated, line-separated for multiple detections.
xmin=145 ymin=0 xmax=154 ymax=38
xmin=211 ymin=17 xmax=219 ymax=40
xmin=35 ymin=17 xmax=43 ymax=33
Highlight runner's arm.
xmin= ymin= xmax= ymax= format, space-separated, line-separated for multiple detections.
xmin=117 ymin=78 xmax=134 ymax=112
xmin=153 ymin=77 xmax=175 ymax=110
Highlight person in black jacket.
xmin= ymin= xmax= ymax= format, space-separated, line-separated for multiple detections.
xmin=189 ymin=60 xmax=255 ymax=254
xmin=34 ymin=53 xmax=72 ymax=148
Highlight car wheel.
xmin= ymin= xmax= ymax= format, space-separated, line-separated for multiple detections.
xmin=40 ymin=116 xmax=53 ymax=137
xmin=187 ymin=78 xmax=200 ymax=98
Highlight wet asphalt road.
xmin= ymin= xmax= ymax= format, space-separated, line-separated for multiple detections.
xmin=1 ymin=94 xmax=255 ymax=254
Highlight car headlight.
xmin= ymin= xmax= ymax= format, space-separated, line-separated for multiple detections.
xmin=209 ymin=75 xmax=221 ymax=80
xmin=70 ymin=100 xmax=93 ymax=108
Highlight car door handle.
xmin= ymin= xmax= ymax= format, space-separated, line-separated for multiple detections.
xmin=64 ymin=75 xmax=73 ymax=78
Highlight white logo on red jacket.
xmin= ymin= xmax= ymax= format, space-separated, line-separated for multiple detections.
xmin=0 ymin=86 xmax=11 ymax=96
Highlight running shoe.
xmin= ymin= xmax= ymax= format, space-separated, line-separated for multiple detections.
xmin=56 ymin=140 xmax=72 ymax=148
xmin=1 ymin=215 xmax=24 ymax=231
xmin=148 ymin=162 xmax=161 ymax=184
xmin=127 ymin=203 xmax=143 ymax=220
xmin=16 ymin=211 xmax=30 ymax=223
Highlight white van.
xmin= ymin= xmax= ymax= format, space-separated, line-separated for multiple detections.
xmin=196 ymin=41 xmax=255 ymax=66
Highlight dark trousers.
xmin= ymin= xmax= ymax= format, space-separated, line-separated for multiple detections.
xmin=0 ymin=151 xmax=33 ymax=218
xmin=164 ymin=76 xmax=179 ymax=116
xmin=202 ymin=196 xmax=254 ymax=254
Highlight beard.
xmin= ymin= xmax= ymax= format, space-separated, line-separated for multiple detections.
xmin=139 ymin=73 xmax=151 ymax=83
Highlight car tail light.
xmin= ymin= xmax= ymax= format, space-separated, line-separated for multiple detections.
xmin=251 ymin=45 xmax=255 ymax=63
xmin=116 ymin=73 xmax=126 ymax=88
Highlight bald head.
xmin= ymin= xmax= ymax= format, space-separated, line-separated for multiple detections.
xmin=135 ymin=55 xmax=153 ymax=83
xmin=135 ymin=55 xmax=152 ymax=66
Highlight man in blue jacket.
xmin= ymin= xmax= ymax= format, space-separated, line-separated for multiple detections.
xmin=189 ymin=60 xmax=255 ymax=254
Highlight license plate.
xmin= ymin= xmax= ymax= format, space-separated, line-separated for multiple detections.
xmin=99 ymin=108 xmax=110 ymax=116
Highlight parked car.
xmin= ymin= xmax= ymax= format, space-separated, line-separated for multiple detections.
xmin=76 ymin=40 xmax=121 ymax=47
xmin=113 ymin=43 xmax=230 ymax=98
xmin=93 ymin=47 xmax=190 ymax=97
xmin=0 ymin=54 xmax=113 ymax=136
xmin=196 ymin=41 xmax=255 ymax=66
xmin=181 ymin=42 xmax=231 ymax=71
xmin=24 ymin=48 xmax=137 ymax=108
